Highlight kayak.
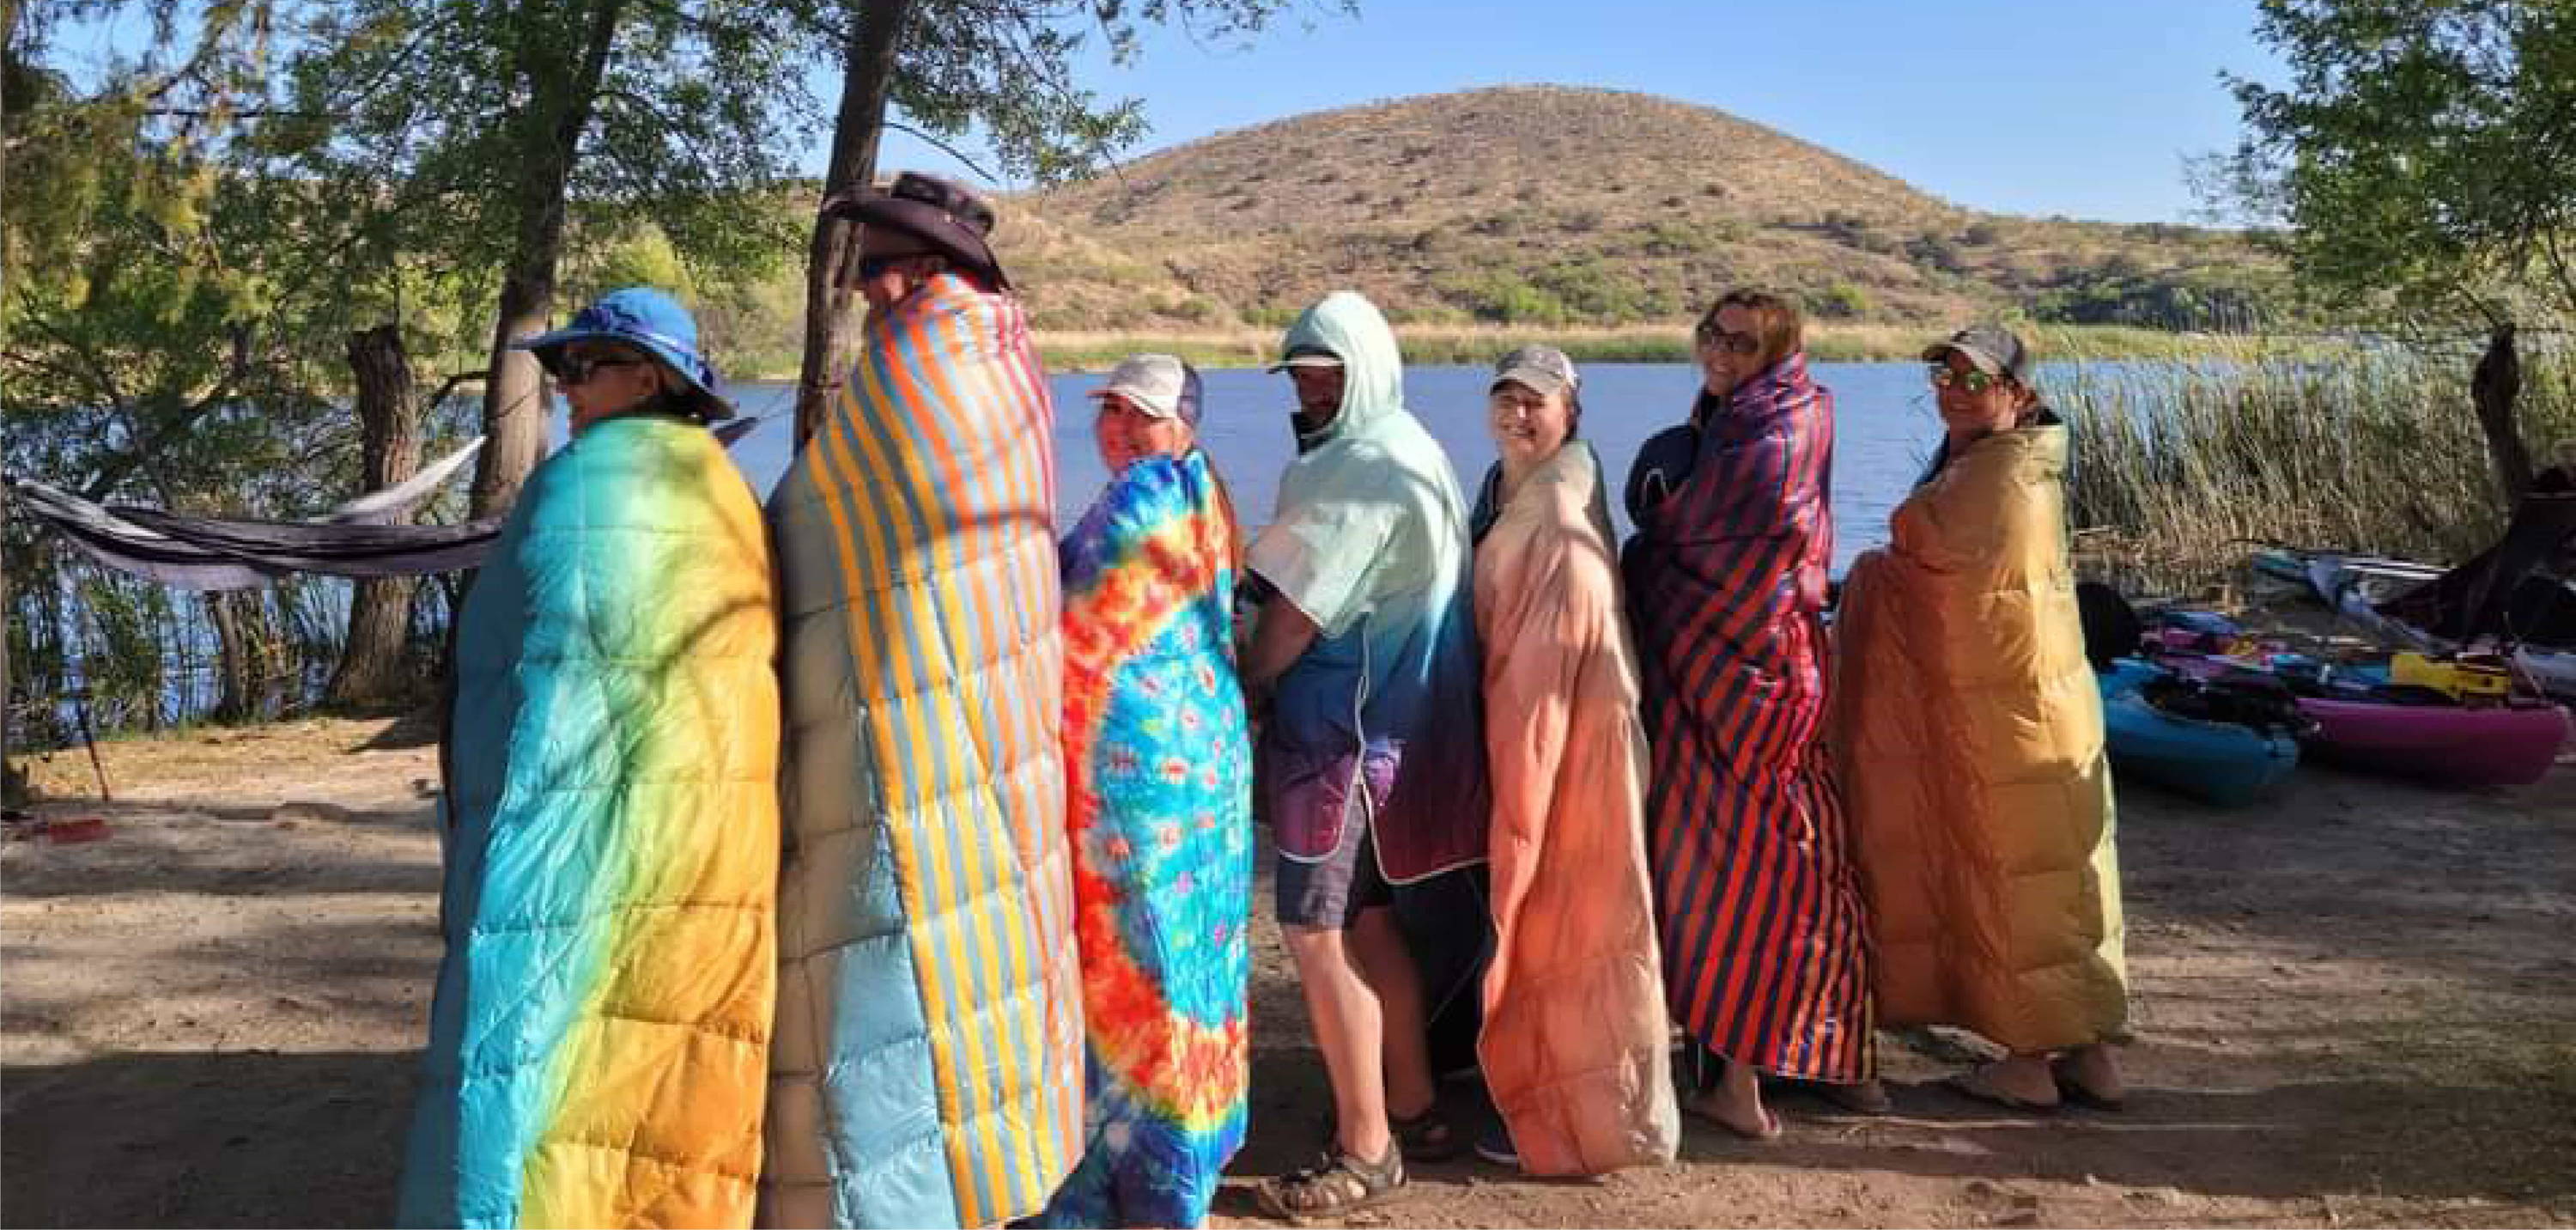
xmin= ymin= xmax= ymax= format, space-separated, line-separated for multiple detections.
xmin=2167 ymin=653 xmax=2571 ymax=788
xmin=2256 ymin=549 xmax=2576 ymax=703
xmin=2099 ymin=658 xmax=2302 ymax=806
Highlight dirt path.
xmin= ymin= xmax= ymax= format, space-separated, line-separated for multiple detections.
xmin=4 ymin=716 xmax=2571 ymax=1227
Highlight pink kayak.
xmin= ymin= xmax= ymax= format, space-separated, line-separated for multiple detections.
xmin=2167 ymin=655 xmax=2571 ymax=787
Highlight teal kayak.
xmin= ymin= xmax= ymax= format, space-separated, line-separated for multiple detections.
xmin=2099 ymin=658 xmax=2302 ymax=807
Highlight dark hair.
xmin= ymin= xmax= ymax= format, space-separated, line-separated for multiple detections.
xmin=1700 ymin=289 xmax=1805 ymax=373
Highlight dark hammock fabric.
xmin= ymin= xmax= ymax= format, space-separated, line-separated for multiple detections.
xmin=6 ymin=417 xmax=766 ymax=591
xmin=2377 ymin=488 xmax=2576 ymax=648
xmin=7 ymin=475 xmax=499 ymax=590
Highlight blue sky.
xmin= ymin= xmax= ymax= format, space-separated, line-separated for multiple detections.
xmin=860 ymin=0 xmax=2287 ymax=224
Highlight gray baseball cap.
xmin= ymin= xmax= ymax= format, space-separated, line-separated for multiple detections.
xmin=1089 ymin=353 xmax=1203 ymax=426
xmin=1923 ymin=325 xmax=2032 ymax=382
xmin=1491 ymin=345 xmax=1579 ymax=399
xmin=1265 ymin=344 xmax=1345 ymax=374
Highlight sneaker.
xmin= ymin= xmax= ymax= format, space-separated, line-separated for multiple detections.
xmin=1473 ymin=1125 xmax=1521 ymax=1169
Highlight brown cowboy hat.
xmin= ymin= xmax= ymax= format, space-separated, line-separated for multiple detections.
xmin=823 ymin=171 xmax=1010 ymax=289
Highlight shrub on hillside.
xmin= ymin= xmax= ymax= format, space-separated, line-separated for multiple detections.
xmin=1436 ymin=270 xmax=1571 ymax=325
xmin=1804 ymin=282 xmax=1873 ymax=320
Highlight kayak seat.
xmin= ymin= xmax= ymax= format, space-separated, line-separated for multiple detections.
xmin=2141 ymin=673 xmax=2319 ymax=738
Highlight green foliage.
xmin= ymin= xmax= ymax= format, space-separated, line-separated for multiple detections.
xmin=1637 ymin=219 xmax=1726 ymax=257
xmin=2214 ymin=0 xmax=2576 ymax=321
xmin=1805 ymin=282 xmax=1873 ymax=320
xmin=2025 ymin=256 xmax=2290 ymax=332
xmin=271 ymin=0 xmax=810 ymax=296
xmin=1437 ymin=270 xmax=1570 ymax=326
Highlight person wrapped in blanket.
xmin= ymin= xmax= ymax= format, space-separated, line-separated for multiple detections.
xmin=398 ymin=288 xmax=781 ymax=1229
xmin=1029 ymin=355 xmax=1253 ymax=1229
xmin=1466 ymin=346 xmax=1679 ymax=1176
xmin=1623 ymin=290 xmax=1879 ymax=1142
xmin=1239 ymin=291 xmax=1491 ymax=1221
xmin=762 ymin=172 xmax=1084 ymax=1229
xmin=1832 ymin=324 xmax=2129 ymax=1114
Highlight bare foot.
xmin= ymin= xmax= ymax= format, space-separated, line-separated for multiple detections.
xmin=1947 ymin=1056 xmax=2061 ymax=1111
xmin=1682 ymin=1061 xmax=1783 ymax=1140
xmin=2054 ymin=1044 xmax=2126 ymax=1109
xmin=1820 ymin=1078 xmax=1892 ymax=1115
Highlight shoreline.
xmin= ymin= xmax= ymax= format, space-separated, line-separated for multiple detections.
xmin=729 ymin=321 xmax=2304 ymax=377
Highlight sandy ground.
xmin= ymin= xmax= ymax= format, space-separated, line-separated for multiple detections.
xmin=3 ymin=714 xmax=2572 ymax=1228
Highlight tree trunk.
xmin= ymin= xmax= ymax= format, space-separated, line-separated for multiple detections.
xmin=2470 ymin=322 xmax=2532 ymax=506
xmin=326 ymin=325 xmax=426 ymax=709
xmin=467 ymin=210 xmax=567 ymax=520
xmin=205 ymin=591 xmax=263 ymax=723
xmin=793 ymin=0 xmax=915 ymax=449
xmin=3 ymin=0 xmax=21 ymax=806
xmin=3 ymin=488 xmax=20 ymax=810
xmin=465 ymin=0 xmax=632 ymax=519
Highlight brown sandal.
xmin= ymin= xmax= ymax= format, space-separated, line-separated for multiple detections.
xmin=1258 ymin=1144 xmax=1407 ymax=1222
xmin=1316 ymin=1105 xmax=1462 ymax=1162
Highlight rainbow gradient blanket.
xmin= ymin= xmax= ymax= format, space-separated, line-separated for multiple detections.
xmin=398 ymin=414 xmax=781 ymax=1228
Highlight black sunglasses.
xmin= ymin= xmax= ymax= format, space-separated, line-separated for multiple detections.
xmin=551 ymin=353 xmax=648 ymax=386
xmin=1694 ymin=321 xmax=1762 ymax=355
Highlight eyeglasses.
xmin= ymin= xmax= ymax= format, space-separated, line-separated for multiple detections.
xmin=1928 ymin=365 xmax=1997 ymax=393
xmin=553 ymin=353 xmax=647 ymax=386
xmin=1694 ymin=321 xmax=1761 ymax=355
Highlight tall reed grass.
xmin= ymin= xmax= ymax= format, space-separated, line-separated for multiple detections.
xmin=2056 ymin=334 xmax=2576 ymax=590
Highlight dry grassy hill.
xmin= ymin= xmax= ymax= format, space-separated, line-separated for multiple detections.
xmin=992 ymin=84 xmax=2280 ymax=332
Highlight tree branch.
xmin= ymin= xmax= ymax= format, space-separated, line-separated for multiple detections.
xmin=881 ymin=119 xmax=1000 ymax=182
xmin=15 ymin=308 xmax=132 ymax=417
xmin=421 ymin=369 xmax=489 ymax=411
xmin=145 ymin=107 xmax=343 ymax=120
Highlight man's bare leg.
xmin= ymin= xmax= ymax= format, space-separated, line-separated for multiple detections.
xmin=1349 ymin=904 xmax=1437 ymax=1119
xmin=1285 ymin=924 xmax=1393 ymax=1160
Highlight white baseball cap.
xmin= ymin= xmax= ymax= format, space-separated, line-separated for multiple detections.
xmin=1088 ymin=353 xmax=1203 ymax=426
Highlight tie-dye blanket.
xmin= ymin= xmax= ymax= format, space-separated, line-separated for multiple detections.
xmin=1035 ymin=450 xmax=1252 ymax=1228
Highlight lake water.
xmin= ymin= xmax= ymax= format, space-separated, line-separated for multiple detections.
xmin=37 ymin=362 xmax=1959 ymax=740
xmin=708 ymin=362 xmax=1951 ymax=572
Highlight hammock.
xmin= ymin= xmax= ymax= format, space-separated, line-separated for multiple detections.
xmin=5 ymin=418 xmax=766 ymax=590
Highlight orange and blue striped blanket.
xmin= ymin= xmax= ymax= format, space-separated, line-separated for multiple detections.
xmin=761 ymin=274 xmax=1084 ymax=1229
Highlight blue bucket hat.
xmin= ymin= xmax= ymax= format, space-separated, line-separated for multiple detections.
xmin=513 ymin=287 xmax=733 ymax=421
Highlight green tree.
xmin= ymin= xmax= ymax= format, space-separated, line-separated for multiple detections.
xmin=2212 ymin=0 xmax=2576 ymax=323
xmin=271 ymin=0 xmax=813 ymax=517
xmin=2212 ymin=0 xmax=2573 ymax=502
xmin=789 ymin=0 xmax=1328 ymax=445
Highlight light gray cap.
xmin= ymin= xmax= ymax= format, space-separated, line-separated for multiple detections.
xmin=1265 ymin=344 xmax=1345 ymax=374
xmin=1089 ymin=353 xmax=1203 ymax=425
xmin=1491 ymin=344 xmax=1579 ymax=399
xmin=1923 ymin=324 xmax=2032 ymax=382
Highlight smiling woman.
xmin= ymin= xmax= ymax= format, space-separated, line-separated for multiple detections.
xmin=1467 ymin=344 xmax=1679 ymax=1178
xmin=1625 ymin=289 xmax=1879 ymax=1142
xmin=1038 ymin=351 xmax=1254 ymax=1228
